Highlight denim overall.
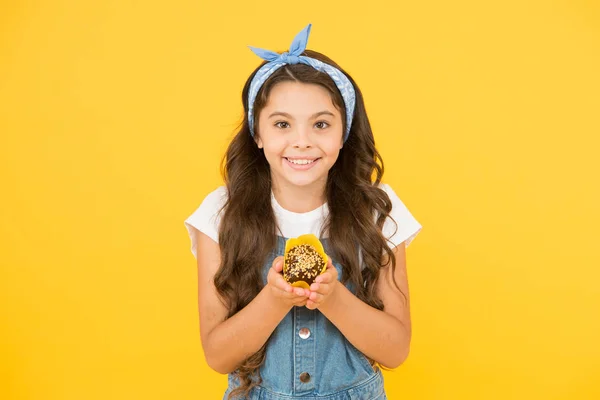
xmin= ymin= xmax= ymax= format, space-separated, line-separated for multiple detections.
xmin=223 ymin=236 xmax=387 ymax=400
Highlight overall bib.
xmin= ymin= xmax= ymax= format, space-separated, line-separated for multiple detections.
xmin=223 ymin=236 xmax=387 ymax=400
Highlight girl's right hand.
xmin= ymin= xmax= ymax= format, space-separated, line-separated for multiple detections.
xmin=267 ymin=256 xmax=309 ymax=308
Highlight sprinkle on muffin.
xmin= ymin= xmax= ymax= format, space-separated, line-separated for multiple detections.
xmin=284 ymin=244 xmax=326 ymax=285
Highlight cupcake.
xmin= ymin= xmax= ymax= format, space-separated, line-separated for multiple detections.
xmin=283 ymin=234 xmax=328 ymax=289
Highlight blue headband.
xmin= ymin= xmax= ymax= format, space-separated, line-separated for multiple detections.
xmin=247 ymin=23 xmax=356 ymax=143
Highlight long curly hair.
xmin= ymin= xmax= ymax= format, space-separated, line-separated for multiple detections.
xmin=214 ymin=49 xmax=403 ymax=399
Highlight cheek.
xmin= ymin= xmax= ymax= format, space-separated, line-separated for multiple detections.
xmin=325 ymin=150 xmax=341 ymax=165
xmin=262 ymin=138 xmax=287 ymax=159
xmin=321 ymin=140 xmax=342 ymax=158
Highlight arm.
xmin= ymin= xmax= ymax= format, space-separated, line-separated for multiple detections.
xmin=314 ymin=243 xmax=412 ymax=368
xmin=194 ymin=229 xmax=308 ymax=374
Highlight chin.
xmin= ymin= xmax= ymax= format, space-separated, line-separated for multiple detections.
xmin=283 ymin=175 xmax=320 ymax=187
xmin=278 ymin=169 xmax=327 ymax=187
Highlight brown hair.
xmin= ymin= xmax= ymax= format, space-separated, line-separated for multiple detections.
xmin=214 ymin=49 xmax=403 ymax=399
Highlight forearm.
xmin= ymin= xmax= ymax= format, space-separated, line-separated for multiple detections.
xmin=204 ymin=286 xmax=291 ymax=374
xmin=319 ymin=282 xmax=411 ymax=368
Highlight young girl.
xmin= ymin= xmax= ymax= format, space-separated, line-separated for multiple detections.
xmin=184 ymin=23 xmax=422 ymax=400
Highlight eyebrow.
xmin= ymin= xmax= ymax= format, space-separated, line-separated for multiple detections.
xmin=268 ymin=110 xmax=335 ymax=119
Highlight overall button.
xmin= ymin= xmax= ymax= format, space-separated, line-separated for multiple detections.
xmin=299 ymin=328 xmax=311 ymax=339
xmin=299 ymin=372 xmax=311 ymax=383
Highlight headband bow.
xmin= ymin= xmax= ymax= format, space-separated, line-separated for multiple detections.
xmin=246 ymin=23 xmax=356 ymax=142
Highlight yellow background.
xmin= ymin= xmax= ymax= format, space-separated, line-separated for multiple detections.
xmin=1 ymin=1 xmax=599 ymax=399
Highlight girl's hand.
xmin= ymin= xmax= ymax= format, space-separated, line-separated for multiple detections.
xmin=306 ymin=256 xmax=339 ymax=310
xmin=267 ymin=256 xmax=309 ymax=308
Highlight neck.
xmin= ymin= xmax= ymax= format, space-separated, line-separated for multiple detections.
xmin=271 ymin=178 xmax=327 ymax=213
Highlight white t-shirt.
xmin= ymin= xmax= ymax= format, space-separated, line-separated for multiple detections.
xmin=184 ymin=183 xmax=422 ymax=260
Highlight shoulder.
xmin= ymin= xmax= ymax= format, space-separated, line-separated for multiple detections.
xmin=184 ymin=186 xmax=228 ymax=256
xmin=378 ymin=182 xmax=397 ymax=199
xmin=201 ymin=185 xmax=228 ymax=209
xmin=377 ymin=182 xmax=423 ymax=248
xmin=377 ymin=182 xmax=408 ymax=211
xmin=190 ymin=185 xmax=228 ymax=223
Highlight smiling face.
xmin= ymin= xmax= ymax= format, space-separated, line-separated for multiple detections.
xmin=255 ymin=81 xmax=344 ymax=190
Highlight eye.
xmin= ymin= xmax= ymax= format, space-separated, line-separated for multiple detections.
xmin=274 ymin=121 xmax=290 ymax=129
xmin=315 ymin=121 xmax=330 ymax=129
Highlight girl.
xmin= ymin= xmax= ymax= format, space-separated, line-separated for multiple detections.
xmin=184 ymin=23 xmax=422 ymax=400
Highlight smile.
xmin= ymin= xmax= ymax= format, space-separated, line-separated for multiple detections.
xmin=284 ymin=157 xmax=321 ymax=170
xmin=285 ymin=158 xmax=318 ymax=165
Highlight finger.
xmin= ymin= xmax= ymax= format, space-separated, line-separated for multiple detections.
xmin=310 ymin=282 xmax=329 ymax=294
xmin=309 ymin=292 xmax=324 ymax=302
xmin=279 ymin=289 xmax=301 ymax=300
xmin=326 ymin=257 xmax=333 ymax=270
xmin=293 ymin=298 xmax=308 ymax=306
xmin=284 ymin=287 xmax=309 ymax=299
xmin=273 ymin=275 xmax=293 ymax=293
xmin=272 ymin=257 xmax=284 ymax=272
xmin=306 ymin=300 xmax=316 ymax=310
xmin=293 ymin=287 xmax=307 ymax=297
xmin=326 ymin=258 xmax=337 ymax=272
xmin=272 ymin=288 xmax=292 ymax=301
xmin=315 ymin=272 xmax=333 ymax=284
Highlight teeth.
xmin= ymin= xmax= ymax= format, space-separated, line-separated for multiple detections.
xmin=287 ymin=158 xmax=316 ymax=165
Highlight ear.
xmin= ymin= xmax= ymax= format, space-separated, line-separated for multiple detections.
xmin=256 ymin=136 xmax=263 ymax=149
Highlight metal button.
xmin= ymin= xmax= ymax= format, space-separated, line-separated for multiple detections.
xmin=299 ymin=328 xmax=311 ymax=339
xmin=299 ymin=372 xmax=311 ymax=383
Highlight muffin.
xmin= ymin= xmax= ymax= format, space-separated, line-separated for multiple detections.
xmin=283 ymin=234 xmax=328 ymax=289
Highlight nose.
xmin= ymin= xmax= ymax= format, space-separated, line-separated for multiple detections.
xmin=292 ymin=125 xmax=313 ymax=149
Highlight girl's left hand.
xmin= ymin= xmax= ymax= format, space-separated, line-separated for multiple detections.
xmin=305 ymin=256 xmax=339 ymax=310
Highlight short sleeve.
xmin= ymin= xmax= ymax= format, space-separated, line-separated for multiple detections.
xmin=379 ymin=183 xmax=422 ymax=248
xmin=183 ymin=186 xmax=227 ymax=259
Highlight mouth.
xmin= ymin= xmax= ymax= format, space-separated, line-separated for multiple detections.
xmin=283 ymin=157 xmax=321 ymax=170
